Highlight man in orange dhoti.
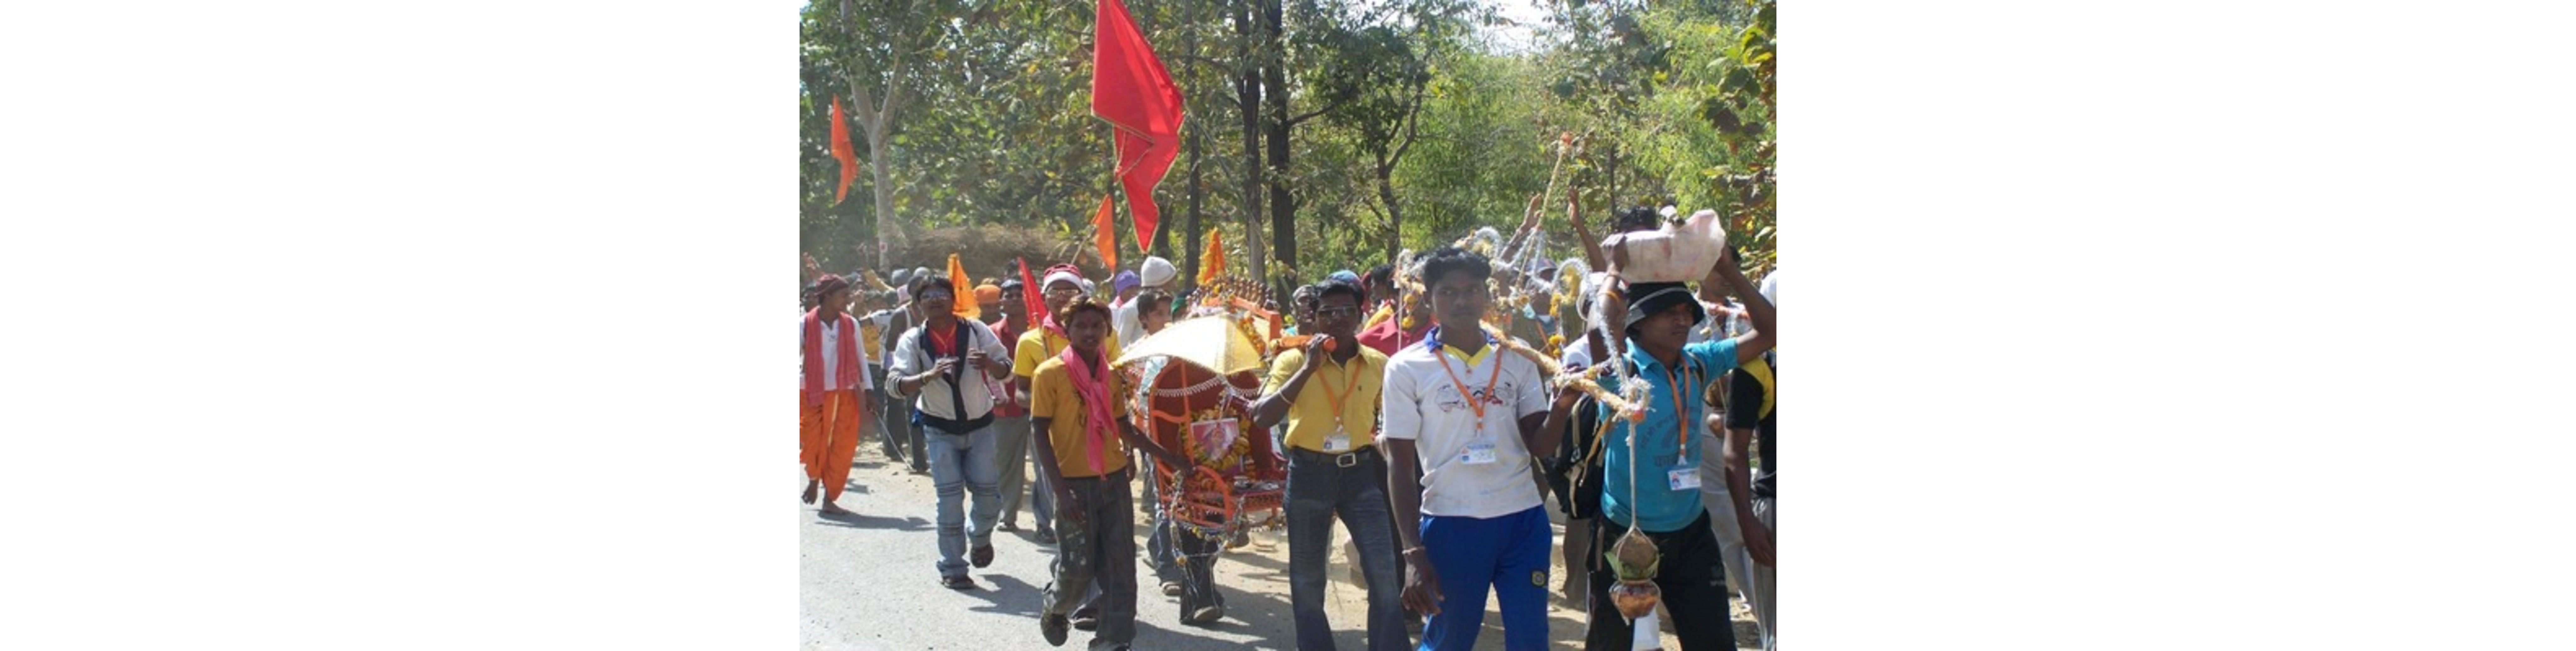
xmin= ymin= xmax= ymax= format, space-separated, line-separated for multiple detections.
xmin=802 ymin=274 xmax=881 ymax=515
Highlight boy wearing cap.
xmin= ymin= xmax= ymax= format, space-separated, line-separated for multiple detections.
xmin=1252 ymin=277 xmax=1407 ymax=650
xmin=1113 ymin=256 xmax=1177 ymax=349
xmin=801 ymin=275 xmax=881 ymax=516
xmin=1381 ymin=248 xmax=1583 ymax=651
xmin=1578 ymin=243 xmax=1774 ymax=650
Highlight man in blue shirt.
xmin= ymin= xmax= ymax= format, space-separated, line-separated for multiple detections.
xmin=1582 ymin=244 xmax=1775 ymax=649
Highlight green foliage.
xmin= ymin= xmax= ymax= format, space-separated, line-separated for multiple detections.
xmin=799 ymin=0 xmax=1774 ymax=285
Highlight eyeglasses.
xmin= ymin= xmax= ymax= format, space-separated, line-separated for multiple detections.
xmin=1044 ymin=287 xmax=1083 ymax=298
xmin=1315 ymin=307 xmax=1358 ymax=318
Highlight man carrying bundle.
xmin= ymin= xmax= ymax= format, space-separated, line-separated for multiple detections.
xmin=1578 ymin=243 xmax=1774 ymax=650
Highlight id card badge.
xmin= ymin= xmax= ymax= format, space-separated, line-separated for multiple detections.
xmin=1324 ymin=427 xmax=1351 ymax=453
xmin=1461 ymin=441 xmax=1499 ymax=465
xmin=1668 ymin=467 xmax=1703 ymax=491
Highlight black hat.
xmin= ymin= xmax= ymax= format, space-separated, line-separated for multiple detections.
xmin=1621 ymin=281 xmax=1703 ymax=331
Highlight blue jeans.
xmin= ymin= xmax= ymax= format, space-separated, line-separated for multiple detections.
xmin=924 ymin=423 xmax=1002 ymax=578
xmin=1287 ymin=447 xmax=1409 ymax=650
xmin=1417 ymin=506 xmax=1552 ymax=651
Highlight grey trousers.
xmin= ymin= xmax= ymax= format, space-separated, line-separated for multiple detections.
xmin=993 ymin=415 xmax=1037 ymax=525
xmin=1043 ymin=470 xmax=1138 ymax=649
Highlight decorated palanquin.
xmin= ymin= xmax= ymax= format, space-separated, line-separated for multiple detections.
xmin=1112 ymin=276 xmax=1291 ymax=542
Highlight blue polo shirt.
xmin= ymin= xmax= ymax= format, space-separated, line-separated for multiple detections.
xmin=1594 ymin=337 xmax=1738 ymax=532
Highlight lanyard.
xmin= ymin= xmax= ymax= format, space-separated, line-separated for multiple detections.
xmin=1432 ymin=342 xmax=1506 ymax=436
xmin=1316 ymin=353 xmax=1365 ymax=430
xmin=1662 ymin=360 xmax=1697 ymax=461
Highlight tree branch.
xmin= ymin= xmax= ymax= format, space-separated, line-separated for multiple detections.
xmin=1285 ymin=102 xmax=1341 ymax=127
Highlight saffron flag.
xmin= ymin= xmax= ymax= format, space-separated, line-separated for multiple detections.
xmin=1199 ymin=228 xmax=1226 ymax=285
xmin=828 ymin=97 xmax=859 ymax=205
xmin=1091 ymin=194 xmax=1119 ymax=271
xmin=948 ymin=254 xmax=979 ymax=321
xmin=1091 ymin=0 xmax=1183 ymax=254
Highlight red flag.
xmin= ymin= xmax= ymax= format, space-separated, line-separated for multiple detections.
xmin=1016 ymin=257 xmax=1058 ymax=337
xmin=1091 ymin=0 xmax=1183 ymax=254
xmin=1091 ymin=195 xmax=1119 ymax=270
xmin=828 ymin=97 xmax=859 ymax=205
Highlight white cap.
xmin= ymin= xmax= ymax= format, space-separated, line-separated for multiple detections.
xmin=1139 ymin=256 xmax=1177 ymax=287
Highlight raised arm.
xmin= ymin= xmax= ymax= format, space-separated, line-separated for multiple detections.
xmin=1569 ymin=190 xmax=1605 ymax=271
xmin=1701 ymin=249 xmax=1774 ymax=366
xmin=1250 ymin=340 xmax=1330 ymax=430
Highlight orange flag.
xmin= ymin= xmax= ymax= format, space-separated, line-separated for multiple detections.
xmin=948 ymin=254 xmax=980 ymax=321
xmin=1091 ymin=195 xmax=1119 ymax=270
xmin=828 ymin=97 xmax=858 ymax=205
xmin=1199 ymin=228 xmax=1226 ymax=285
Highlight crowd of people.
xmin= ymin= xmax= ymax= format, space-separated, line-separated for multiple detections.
xmin=798 ymin=206 xmax=1778 ymax=651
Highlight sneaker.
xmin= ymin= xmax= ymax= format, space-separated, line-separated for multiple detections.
xmin=1036 ymin=530 xmax=1058 ymax=545
xmin=1185 ymin=604 xmax=1225 ymax=626
xmin=972 ymin=544 xmax=995 ymax=568
xmin=1160 ymin=580 xmax=1182 ymax=597
xmin=1039 ymin=613 xmax=1070 ymax=647
xmin=999 ymin=520 xmax=1021 ymax=533
xmin=1071 ymin=614 xmax=1099 ymax=632
xmin=941 ymin=574 xmax=977 ymax=590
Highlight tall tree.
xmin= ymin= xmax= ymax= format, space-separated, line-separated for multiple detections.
xmin=1310 ymin=0 xmax=1479 ymax=260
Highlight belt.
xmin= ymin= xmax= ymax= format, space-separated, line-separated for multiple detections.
xmin=1290 ymin=445 xmax=1378 ymax=468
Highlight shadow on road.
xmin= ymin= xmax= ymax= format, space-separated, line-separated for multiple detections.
xmin=814 ymin=511 xmax=930 ymax=531
xmin=1126 ymin=553 xmax=1303 ymax=650
xmin=958 ymin=572 xmax=1045 ymax=619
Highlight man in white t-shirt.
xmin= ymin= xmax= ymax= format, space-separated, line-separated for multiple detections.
xmin=1381 ymin=247 xmax=1582 ymax=651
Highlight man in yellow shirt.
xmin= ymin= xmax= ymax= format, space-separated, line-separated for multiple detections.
xmin=1011 ymin=265 xmax=1123 ymax=546
xmin=1250 ymin=277 xmax=1406 ymax=650
xmin=1029 ymin=301 xmax=1190 ymax=650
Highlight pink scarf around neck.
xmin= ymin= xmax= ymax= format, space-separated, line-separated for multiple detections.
xmin=1056 ymin=345 xmax=1117 ymax=475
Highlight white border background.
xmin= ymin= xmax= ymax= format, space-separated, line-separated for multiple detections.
xmin=3 ymin=1 xmax=2572 ymax=648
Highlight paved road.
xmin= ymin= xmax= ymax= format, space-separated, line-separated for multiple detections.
xmin=801 ymin=442 xmax=1755 ymax=649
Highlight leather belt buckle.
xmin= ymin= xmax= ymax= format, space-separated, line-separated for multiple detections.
xmin=1335 ymin=451 xmax=1359 ymax=468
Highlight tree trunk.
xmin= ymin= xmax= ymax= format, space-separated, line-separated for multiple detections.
xmin=1235 ymin=0 xmax=1264 ymax=287
xmin=1378 ymin=162 xmax=1402 ymax=261
xmin=867 ymin=132 xmax=896 ymax=271
xmin=1177 ymin=0 xmax=1202 ymax=285
xmin=1260 ymin=0 xmax=1292 ymax=307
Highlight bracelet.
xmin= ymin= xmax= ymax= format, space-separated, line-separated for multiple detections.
xmin=1402 ymin=546 xmax=1428 ymax=557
